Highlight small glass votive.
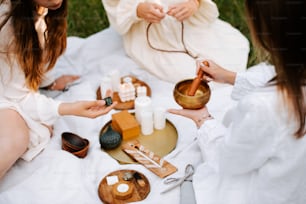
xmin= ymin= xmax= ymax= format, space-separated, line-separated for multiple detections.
xmin=153 ymin=107 xmax=166 ymax=130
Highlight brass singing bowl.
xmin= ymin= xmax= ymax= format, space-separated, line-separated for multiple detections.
xmin=173 ymin=79 xmax=211 ymax=109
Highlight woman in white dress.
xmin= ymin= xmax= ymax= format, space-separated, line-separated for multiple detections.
xmin=101 ymin=0 xmax=250 ymax=83
xmin=169 ymin=0 xmax=306 ymax=203
xmin=0 ymin=0 xmax=117 ymax=179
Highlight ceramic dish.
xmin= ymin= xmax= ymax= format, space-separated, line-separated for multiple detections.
xmin=98 ymin=169 xmax=150 ymax=204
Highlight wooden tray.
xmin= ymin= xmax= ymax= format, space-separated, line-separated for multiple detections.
xmin=99 ymin=119 xmax=178 ymax=164
xmin=97 ymin=75 xmax=151 ymax=110
xmin=98 ymin=170 xmax=150 ymax=204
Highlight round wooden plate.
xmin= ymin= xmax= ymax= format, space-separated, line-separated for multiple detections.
xmin=99 ymin=119 xmax=178 ymax=164
xmin=97 ymin=76 xmax=151 ymax=110
xmin=98 ymin=170 xmax=150 ymax=204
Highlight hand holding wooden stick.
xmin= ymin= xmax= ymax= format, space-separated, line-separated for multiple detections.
xmin=187 ymin=61 xmax=209 ymax=96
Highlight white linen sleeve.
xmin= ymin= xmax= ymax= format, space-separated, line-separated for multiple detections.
xmin=231 ymin=62 xmax=276 ymax=100
xmin=19 ymin=92 xmax=61 ymax=126
xmin=197 ymin=95 xmax=277 ymax=176
xmin=102 ymin=0 xmax=145 ymax=35
xmin=188 ymin=0 xmax=219 ymax=25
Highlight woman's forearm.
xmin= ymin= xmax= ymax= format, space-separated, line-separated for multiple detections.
xmin=58 ymin=102 xmax=77 ymax=116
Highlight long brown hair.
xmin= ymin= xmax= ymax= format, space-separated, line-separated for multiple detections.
xmin=0 ymin=0 xmax=67 ymax=90
xmin=245 ymin=0 xmax=306 ymax=138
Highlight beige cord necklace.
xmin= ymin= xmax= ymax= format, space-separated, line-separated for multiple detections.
xmin=146 ymin=21 xmax=198 ymax=59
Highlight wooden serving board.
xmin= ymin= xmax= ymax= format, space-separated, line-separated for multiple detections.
xmin=97 ymin=75 xmax=151 ymax=110
xmin=98 ymin=170 xmax=150 ymax=204
xmin=122 ymin=140 xmax=177 ymax=178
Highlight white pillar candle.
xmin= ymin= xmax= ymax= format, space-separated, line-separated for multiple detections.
xmin=134 ymin=96 xmax=152 ymax=123
xmin=100 ymin=76 xmax=112 ymax=98
xmin=141 ymin=111 xmax=153 ymax=135
xmin=109 ymin=70 xmax=120 ymax=92
xmin=154 ymin=107 xmax=166 ymax=130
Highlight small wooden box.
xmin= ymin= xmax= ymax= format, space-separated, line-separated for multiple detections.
xmin=111 ymin=110 xmax=140 ymax=140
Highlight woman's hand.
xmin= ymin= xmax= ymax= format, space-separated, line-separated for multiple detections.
xmin=168 ymin=106 xmax=212 ymax=128
xmin=50 ymin=75 xmax=80 ymax=91
xmin=59 ymin=100 xmax=117 ymax=118
xmin=58 ymin=90 xmax=117 ymax=118
xmin=197 ymin=60 xmax=237 ymax=85
xmin=167 ymin=0 xmax=199 ymax=22
xmin=137 ymin=2 xmax=165 ymax=23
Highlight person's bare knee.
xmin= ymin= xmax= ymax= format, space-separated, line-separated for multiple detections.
xmin=0 ymin=109 xmax=29 ymax=151
xmin=0 ymin=109 xmax=29 ymax=179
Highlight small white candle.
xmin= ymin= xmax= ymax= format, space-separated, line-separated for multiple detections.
xmin=109 ymin=70 xmax=120 ymax=92
xmin=137 ymin=86 xmax=147 ymax=97
xmin=100 ymin=76 xmax=112 ymax=98
xmin=154 ymin=107 xmax=166 ymax=130
xmin=134 ymin=96 xmax=152 ymax=123
xmin=141 ymin=111 xmax=153 ymax=135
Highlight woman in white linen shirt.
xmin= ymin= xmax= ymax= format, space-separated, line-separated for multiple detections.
xmin=0 ymin=0 xmax=117 ymax=179
xmin=101 ymin=0 xmax=250 ymax=84
xmin=169 ymin=0 xmax=306 ymax=203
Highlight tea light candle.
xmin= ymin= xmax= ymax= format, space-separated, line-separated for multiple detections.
xmin=112 ymin=182 xmax=134 ymax=200
xmin=153 ymin=107 xmax=166 ymax=130
xmin=117 ymin=183 xmax=130 ymax=193
xmin=141 ymin=111 xmax=153 ymax=135
xmin=134 ymin=96 xmax=152 ymax=123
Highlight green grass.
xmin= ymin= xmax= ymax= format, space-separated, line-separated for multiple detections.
xmin=67 ymin=0 xmax=109 ymax=37
xmin=67 ymin=0 xmax=256 ymax=66
xmin=215 ymin=0 xmax=256 ymax=66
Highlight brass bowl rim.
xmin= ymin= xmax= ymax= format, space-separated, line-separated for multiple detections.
xmin=173 ymin=79 xmax=211 ymax=109
xmin=174 ymin=79 xmax=211 ymax=97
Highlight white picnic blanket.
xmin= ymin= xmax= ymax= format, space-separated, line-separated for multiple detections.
xmin=0 ymin=27 xmax=236 ymax=204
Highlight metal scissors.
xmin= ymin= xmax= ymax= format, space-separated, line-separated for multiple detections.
xmin=160 ymin=164 xmax=194 ymax=194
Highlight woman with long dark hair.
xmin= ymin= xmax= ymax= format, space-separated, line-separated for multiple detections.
xmin=0 ymin=0 xmax=116 ymax=179
xmin=169 ymin=0 xmax=306 ymax=203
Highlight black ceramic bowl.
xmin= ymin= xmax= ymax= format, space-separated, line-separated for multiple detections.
xmin=62 ymin=132 xmax=87 ymax=152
